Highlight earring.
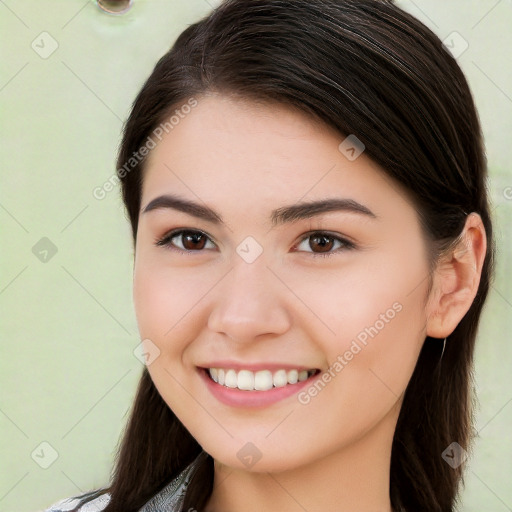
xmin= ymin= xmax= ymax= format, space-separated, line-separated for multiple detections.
xmin=440 ymin=337 xmax=447 ymax=361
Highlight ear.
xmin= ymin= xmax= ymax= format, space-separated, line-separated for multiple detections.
xmin=426 ymin=213 xmax=487 ymax=339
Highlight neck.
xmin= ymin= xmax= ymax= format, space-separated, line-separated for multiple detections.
xmin=204 ymin=401 xmax=399 ymax=512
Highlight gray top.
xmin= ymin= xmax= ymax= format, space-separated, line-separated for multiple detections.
xmin=44 ymin=454 xmax=202 ymax=512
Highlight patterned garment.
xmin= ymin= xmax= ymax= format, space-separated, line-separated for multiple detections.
xmin=44 ymin=454 xmax=201 ymax=512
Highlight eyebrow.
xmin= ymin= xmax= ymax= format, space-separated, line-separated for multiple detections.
xmin=141 ymin=193 xmax=376 ymax=227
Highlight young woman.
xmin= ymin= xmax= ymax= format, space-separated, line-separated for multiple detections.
xmin=45 ymin=0 xmax=494 ymax=510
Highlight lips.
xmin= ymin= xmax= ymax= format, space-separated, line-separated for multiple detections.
xmin=198 ymin=364 xmax=321 ymax=408
xmin=206 ymin=367 xmax=319 ymax=391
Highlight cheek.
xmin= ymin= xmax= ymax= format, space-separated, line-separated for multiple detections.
xmin=132 ymin=259 xmax=205 ymax=412
xmin=288 ymin=246 xmax=429 ymax=398
xmin=133 ymin=248 xmax=226 ymax=372
xmin=133 ymin=252 xmax=198 ymax=354
xmin=288 ymin=280 xmax=427 ymax=456
xmin=280 ymin=251 xmax=428 ymax=352
xmin=133 ymin=262 xmax=170 ymax=339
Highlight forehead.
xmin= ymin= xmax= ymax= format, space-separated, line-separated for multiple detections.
xmin=141 ymin=94 xmax=414 ymax=222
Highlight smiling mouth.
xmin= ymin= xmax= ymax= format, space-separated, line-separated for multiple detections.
xmin=203 ymin=367 xmax=320 ymax=391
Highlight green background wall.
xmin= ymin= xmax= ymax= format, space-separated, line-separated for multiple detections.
xmin=1 ymin=1 xmax=511 ymax=511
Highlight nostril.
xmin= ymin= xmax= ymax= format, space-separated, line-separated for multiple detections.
xmin=97 ymin=0 xmax=133 ymax=15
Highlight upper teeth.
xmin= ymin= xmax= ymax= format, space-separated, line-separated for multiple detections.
xmin=208 ymin=368 xmax=316 ymax=391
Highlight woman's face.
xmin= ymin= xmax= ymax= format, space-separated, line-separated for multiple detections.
xmin=133 ymin=94 xmax=432 ymax=472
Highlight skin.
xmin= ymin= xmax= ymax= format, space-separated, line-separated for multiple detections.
xmin=133 ymin=93 xmax=486 ymax=512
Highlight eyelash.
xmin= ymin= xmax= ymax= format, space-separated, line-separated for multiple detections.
xmin=154 ymin=229 xmax=356 ymax=259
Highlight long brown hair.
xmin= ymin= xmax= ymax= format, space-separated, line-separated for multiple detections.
xmin=72 ymin=0 xmax=494 ymax=510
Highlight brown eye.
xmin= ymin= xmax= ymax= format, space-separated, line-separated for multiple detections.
xmin=180 ymin=231 xmax=208 ymax=250
xmin=295 ymin=231 xmax=355 ymax=258
xmin=156 ymin=230 xmax=215 ymax=252
xmin=308 ymin=234 xmax=335 ymax=253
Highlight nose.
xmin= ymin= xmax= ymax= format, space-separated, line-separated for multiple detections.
xmin=207 ymin=256 xmax=292 ymax=344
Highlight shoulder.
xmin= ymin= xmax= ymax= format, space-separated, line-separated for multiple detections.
xmin=140 ymin=452 xmax=208 ymax=511
xmin=44 ymin=493 xmax=110 ymax=512
xmin=139 ymin=457 xmax=200 ymax=510
xmin=44 ymin=452 xmax=204 ymax=512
